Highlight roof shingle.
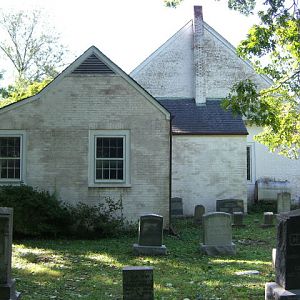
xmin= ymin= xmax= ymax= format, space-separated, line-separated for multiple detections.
xmin=158 ymin=99 xmax=248 ymax=135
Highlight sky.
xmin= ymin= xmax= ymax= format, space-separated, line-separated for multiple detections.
xmin=0 ymin=0 xmax=258 ymax=84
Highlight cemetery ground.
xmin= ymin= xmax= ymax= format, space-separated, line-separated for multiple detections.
xmin=12 ymin=212 xmax=275 ymax=300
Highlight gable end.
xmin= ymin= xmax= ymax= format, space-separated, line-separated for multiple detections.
xmin=72 ymin=54 xmax=115 ymax=74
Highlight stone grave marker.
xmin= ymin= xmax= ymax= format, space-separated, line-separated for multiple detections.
xmin=232 ymin=212 xmax=245 ymax=227
xmin=277 ymin=192 xmax=291 ymax=214
xmin=216 ymin=199 xmax=244 ymax=214
xmin=171 ymin=197 xmax=183 ymax=216
xmin=194 ymin=205 xmax=205 ymax=224
xmin=265 ymin=209 xmax=300 ymax=299
xmin=133 ymin=214 xmax=167 ymax=255
xmin=0 ymin=207 xmax=21 ymax=300
xmin=123 ymin=266 xmax=153 ymax=300
xmin=261 ymin=212 xmax=275 ymax=227
xmin=200 ymin=212 xmax=236 ymax=256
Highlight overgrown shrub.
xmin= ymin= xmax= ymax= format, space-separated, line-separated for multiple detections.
xmin=0 ymin=185 xmax=70 ymax=237
xmin=0 ymin=185 xmax=129 ymax=239
xmin=248 ymin=200 xmax=276 ymax=213
xmin=67 ymin=197 xmax=124 ymax=239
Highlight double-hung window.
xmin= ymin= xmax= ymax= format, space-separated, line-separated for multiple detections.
xmin=247 ymin=143 xmax=255 ymax=183
xmin=89 ymin=130 xmax=130 ymax=187
xmin=0 ymin=131 xmax=25 ymax=183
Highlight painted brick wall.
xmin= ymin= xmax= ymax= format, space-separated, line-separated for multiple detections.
xmin=0 ymin=75 xmax=170 ymax=226
xmin=247 ymin=125 xmax=300 ymax=205
xmin=131 ymin=22 xmax=194 ymax=99
xmin=172 ymin=135 xmax=247 ymax=215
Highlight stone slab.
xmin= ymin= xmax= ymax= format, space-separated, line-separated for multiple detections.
xmin=216 ymin=199 xmax=244 ymax=214
xmin=199 ymin=242 xmax=236 ymax=256
xmin=123 ymin=266 xmax=153 ymax=300
xmin=265 ymin=282 xmax=300 ymax=300
xmin=0 ymin=279 xmax=21 ymax=300
xmin=133 ymin=244 xmax=167 ymax=256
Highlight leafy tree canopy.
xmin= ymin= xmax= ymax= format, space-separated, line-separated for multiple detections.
xmin=165 ymin=0 xmax=300 ymax=159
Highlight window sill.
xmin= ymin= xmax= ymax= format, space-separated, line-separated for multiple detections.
xmin=88 ymin=183 xmax=132 ymax=188
xmin=0 ymin=181 xmax=23 ymax=186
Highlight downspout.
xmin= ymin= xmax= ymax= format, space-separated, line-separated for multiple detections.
xmin=169 ymin=115 xmax=174 ymax=231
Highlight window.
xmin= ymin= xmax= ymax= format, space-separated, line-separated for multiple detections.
xmin=0 ymin=132 xmax=25 ymax=183
xmin=89 ymin=130 xmax=130 ymax=187
xmin=246 ymin=144 xmax=255 ymax=183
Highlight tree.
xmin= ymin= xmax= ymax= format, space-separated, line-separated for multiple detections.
xmin=0 ymin=9 xmax=68 ymax=82
xmin=164 ymin=0 xmax=300 ymax=159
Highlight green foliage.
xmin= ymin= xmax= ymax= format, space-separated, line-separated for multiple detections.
xmin=67 ymin=198 xmax=125 ymax=239
xmin=0 ymin=78 xmax=52 ymax=108
xmin=248 ymin=201 xmax=277 ymax=213
xmin=0 ymin=185 xmax=126 ymax=239
xmin=163 ymin=0 xmax=183 ymax=8
xmin=0 ymin=185 xmax=70 ymax=237
xmin=222 ymin=0 xmax=300 ymax=158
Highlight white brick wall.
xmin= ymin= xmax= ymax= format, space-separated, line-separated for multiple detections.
xmin=0 ymin=75 xmax=170 ymax=226
xmin=247 ymin=125 xmax=300 ymax=205
xmin=172 ymin=135 xmax=247 ymax=215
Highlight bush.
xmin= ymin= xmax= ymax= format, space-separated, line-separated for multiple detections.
xmin=248 ymin=200 xmax=277 ymax=213
xmin=0 ymin=185 xmax=70 ymax=237
xmin=0 ymin=185 xmax=128 ymax=239
xmin=67 ymin=197 xmax=124 ymax=239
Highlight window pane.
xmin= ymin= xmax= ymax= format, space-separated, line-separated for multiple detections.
xmin=0 ymin=137 xmax=21 ymax=158
xmin=103 ymin=169 xmax=109 ymax=179
xmin=0 ymin=158 xmax=20 ymax=179
xmin=117 ymin=169 xmax=123 ymax=180
xmin=247 ymin=146 xmax=251 ymax=181
xmin=110 ymin=169 xmax=116 ymax=179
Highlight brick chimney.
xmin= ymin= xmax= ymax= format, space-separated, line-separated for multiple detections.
xmin=194 ymin=6 xmax=206 ymax=105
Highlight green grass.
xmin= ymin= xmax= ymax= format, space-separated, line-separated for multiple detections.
xmin=12 ymin=212 xmax=276 ymax=299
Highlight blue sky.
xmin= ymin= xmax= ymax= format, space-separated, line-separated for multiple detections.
xmin=0 ymin=0 xmax=258 ymax=83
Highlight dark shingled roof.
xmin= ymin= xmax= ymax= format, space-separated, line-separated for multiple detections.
xmin=158 ymin=99 xmax=248 ymax=135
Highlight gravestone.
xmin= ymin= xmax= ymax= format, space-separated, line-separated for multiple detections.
xmin=216 ymin=199 xmax=244 ymax=214
xmin=265 ymin=209 xmax=300 ymax=299
xmin=277 ymin=192 xmax=291 ymax=214
xmin=261 ymin=212 xmax=275 ymax=227
xmin=171 ymin=197 xmax=183 ymax=216
xmin=123 ymin=266 xmax=153 ymax=300
xmin=194 ymin=205 xmax=205 ymax=225
xmin=133 ymin=214 xmax=167 ymax=255
xmin=232 ymin=212 xmax=245 ymax=227
xmin=200 ymin=212 xmax=236 ymax=256
xmin=0 ymin=207 xmax=21 ymax=300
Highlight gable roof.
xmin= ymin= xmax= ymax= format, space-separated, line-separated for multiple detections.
xmin=158 ymin=99 xmax=248 ymax=135
xmin=131 ymin=20 xmax=272 ymax=86
xmin=0 ymin=46 xmax=170 ymax=119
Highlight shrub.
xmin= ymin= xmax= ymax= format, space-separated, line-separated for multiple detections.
xmin=0 ymin=185 xmax=71 ymax=237
xmin=248 ymin=200 xmax=276 ymax=213
xmin=67 ymin=197 xmax=124 ymax=239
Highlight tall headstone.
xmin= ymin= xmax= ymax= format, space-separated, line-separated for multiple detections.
xmin=171 ymin=197 xmax=183 ymax=216
xmin=277 ymin=192 xmax=291 ymax=214
xmin=194 ymin=205 xmax=205 ymax=224
xmin=265 ymin=209 xmax=300 ymax=299
xmin=133 ymin=214 xmax=167 ymax=255
xmin=216 ymin=199 xmax=244 ymax=214
xmin=0 ymin=207 xmax=21 ymax=300
xmin=123 ymin=266 xmax=154 ymax=300
xmin=200 ymin=212 xmax=236 ymax=256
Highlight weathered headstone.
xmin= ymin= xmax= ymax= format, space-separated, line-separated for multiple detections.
xmin=0 ymin=207 xmax=21 ymax=300
xmin=194 ymin=205 xmax=205 ymax=224
xmin=216 ymin=199 xmax=244 ymax=214
xmin=232 ymin=212 xmax=245 ymax=227
xmin=200 ymin=212 xmax=236 ymax=256
xmin=171 ymin=197 xmax=183 ymax=216
xmin=277 ymin=192 xmax=291 ymax=214
xmin=265 ymin=209 xmax=300 ymax=299
xmin=123 ymin=266 xmax=153 ymax=300
xmin=261 ymin=212 xmax=275 ymax=227
xmin=133 ymin=214 xmax=167 ymax=255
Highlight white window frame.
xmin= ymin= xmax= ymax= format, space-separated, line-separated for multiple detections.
xmin=0 ymin=130 xmax=26 ymax=185
xmin=88 ymin=130 xmax=131 ymax=187
xmin=247 ymin=143 xmax=255 ymax=184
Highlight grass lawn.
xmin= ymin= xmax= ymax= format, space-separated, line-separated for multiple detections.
xmin=12 ymin=212 xmax=276 ymax=300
